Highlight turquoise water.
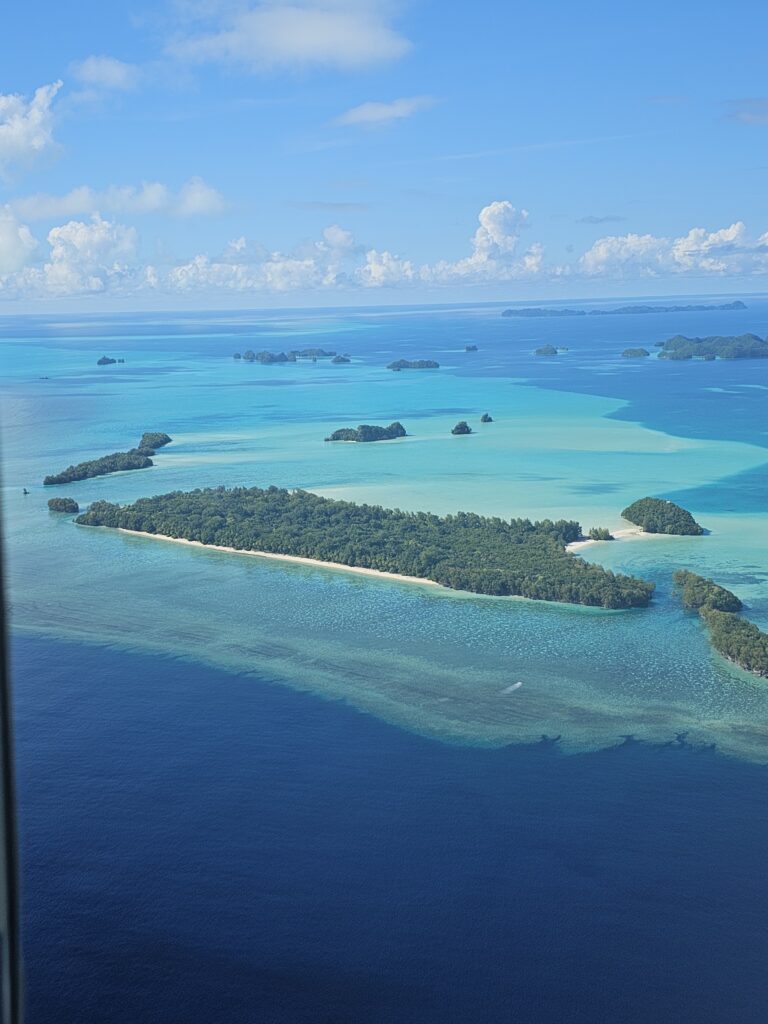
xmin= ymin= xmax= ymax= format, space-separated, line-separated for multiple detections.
xmin=2 ymin=301 xmax=768 ymax=760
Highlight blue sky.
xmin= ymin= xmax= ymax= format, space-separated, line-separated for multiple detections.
xmin=1 ymin=0 xmax=767 ymax=310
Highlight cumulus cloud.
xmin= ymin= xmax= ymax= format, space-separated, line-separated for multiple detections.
xmin=168 ymin=1 xmax=411 ymax=72
xmin=168 ymin=222 xmax=359 ymax=293
xmin=0 ymin=81 xmax=61 ymax=177
xmin=357 ymin=249 xmax=415 ymax=286
xmin=3 ymin=201 xmax=768 ymax=302
xmin=0 ymin=207 xmax=37 ymax=275
xmin=71 ymin=56 xmax=141 ymax=92
xmin=12 ymin=178 xmax=225 ymax=221
xmin=334 ymin=96 xmax=436 ymax=127
xmin=0 ymin=214 xmax=142 ymax=298
xmin=418 ymin=201 xmax=542 ymax=285
xmin=579 ymin=221 xmax=765 ymax=277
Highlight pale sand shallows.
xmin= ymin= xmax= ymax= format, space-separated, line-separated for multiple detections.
xmin=113 ymin=528 xmax=442 ymax=589
xmin=566 ymin=526 xmax=668 ymax=552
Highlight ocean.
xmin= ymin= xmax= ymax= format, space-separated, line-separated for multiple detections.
xmin=2 ymin=299 xmax=768 ymax=1020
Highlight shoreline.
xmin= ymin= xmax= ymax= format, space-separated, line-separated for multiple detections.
xmin=111 ymin=528 xmax=443 ymax=589
xmin=567 ymin=526 xmax=659 ymax=551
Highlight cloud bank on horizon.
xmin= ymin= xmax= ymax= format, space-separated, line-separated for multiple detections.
xmin=2 ymin=189 xmax=767 ymax=300
xmin=2 ymin=0 xmax=768 ymax=306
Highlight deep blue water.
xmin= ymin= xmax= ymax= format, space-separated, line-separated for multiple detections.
xmin=14 ymin=635 xmax=768 ymax=1024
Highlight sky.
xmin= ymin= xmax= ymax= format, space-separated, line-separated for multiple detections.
xmin=1 ymin=0 xmax=767 ymax=311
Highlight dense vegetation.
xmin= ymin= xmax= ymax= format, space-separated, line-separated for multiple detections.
xmin=44 ymin=430 xmax=172 ymax=485
xmin=673 ymin=570 xmax=742 ymax=613
xmin=242 ymin=350 xmax=296 ymax=363
xmin=326 ymin=422 xmax=406 ymax=442
xmin=387 ymin=359 xmax=440 ymax=370
xmin=671 ymin=570 xmax=767 ymax=676
xmin=657 ymin=334 xmax=768 ymax=360
xmin=588 ymin=527 xmax=614 ymax=541
xmin=502 ymin=301 xmax=746 ymax=318
xmin=621 ymin=497 xmax=704 ymax=535
xmin=480 ymin=413 xmax=493 ymax=423
xmin=698 ymin=609 xmax=768 ymax=677
xmin=47 ymin=497 xmax=79 ymax=513
xmin=451 ymin=421 xmax=472 ymax=435
xmin=622 ymin=348 xmax=650 ymax=358
xmin=75 ymin=486 xmax=656 ymax=608
xmin=534 ymin=345 xmax=558 ymax=356
xmin=44 ymin=449 xmax=153 ymax=485
xmin=237 ymin=348 xmax=336 ymax=363
xmin=139 ymin=432 xmax=172 ymax=452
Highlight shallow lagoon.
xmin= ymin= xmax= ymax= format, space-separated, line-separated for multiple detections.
xmin=2 ymin=300 xmax=768 ymax=759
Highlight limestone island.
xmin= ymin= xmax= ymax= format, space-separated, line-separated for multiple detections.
xmin=331 ymin=355 xmax=351 ymax=364
xmin=47 ymin=497 xmax=79 ymax=513
xmin=465 ymin=345 xmax=478 ymax=352
xmin=656 ymin=334 xmax=768 ymax=360
xmin=97 ymin=356 xmax=121 ymax=365
xmin=326 ymin=422 xmax=406 ymax=442
xmin=238 ymin=348 xmax=337 ymax=364
xmin=480 ymin=413 xmax=493 ymax=423
xmin=75 ymin=486 xmax=656 ymax=608
xmin=502 ymin=301 xmax=746 ymax=318
xmin=138 ymin=432 xmax=172 ymax=453
xmin=387 ymin=359 xmax=440 ymax=371
xmin=451 ymin=421 xmax=472 ymax=435
xmin=534 ymin=345 xmax=559 ymax=356
xmin=622 ymin=348 xmax=650 ymax=358
xmin=43 ymin=432 xmax=172 ymax=485
xmin=674 ymin=570 xmax=768 ymax=677
xmin=621 ymin=497 xmax=704 ymax=536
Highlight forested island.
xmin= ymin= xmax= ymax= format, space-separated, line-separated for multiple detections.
xmin=621 ymin=498 xmax=704 ymax=535
xmin=97 ymin=356 xmax=117 ymax=365
xmin=480 ymin=413 xmax=493 ymax=423
xmin=622 ymin=348 xmax=650 ymax=358
xmin=75 ymin=486 xmax=656 ymax=608
xmin=47 ymin=497 xmax=79 ymax=513
xmin=44 ymin=432 xmax=172 ymax=485
xmin=535 ymin=345 xmax=559 ymax=356
xmin=465 ymin=345 xmax=478 ymax=352
xmin=139 ymin=432 xmax=172 ymax=453
xmin=451 ymin=421 xmax=472 ymax=435
xmin=387 ymin=359 xmax=440 ymax=370
xmin=656 ymin=334 xmax=768 ymax=360
xmin=331 ymin=355 xmax=351 ymax=364
xmin=236 ymin=348 xmax=337 ymax=364
xmin=674 ymin=571 xmax=768 ymax=677
xmin=326 ymin=422 xmax=406 ymax=442
xmin=502 ymin=301 xmax=746 ymax=318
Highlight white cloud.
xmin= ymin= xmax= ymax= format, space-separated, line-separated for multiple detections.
xmin=71 ymin=56 xmax=141 ymax=92
xmin=0 ymin=207 xmax=37 ymax=275
xmin=168 ymin=1 xmax=411 ymax=72
xmin=0 ymin=81 xmax=61 ymax=177
xmin=2 ymin=215 xmax=141 ymax=298
xmin=579 ymin=221 xmax=762 ymax=277
xmin=13 ymin=178 xmax=225 ymax=221
xmin=174 ymin=177 xmax=227 ymax=216
xmin=334 ymin=96 xmax=435 ymax=127
xmin=419 ymin=201 xmax=542 ymax=285
xmin=357 ymin=249 xmax=415 ymax=286
xmin=4 ymin=202 xmax=768 ymax=303
xmin=168 ymin=222 xmax=359 ymax=293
